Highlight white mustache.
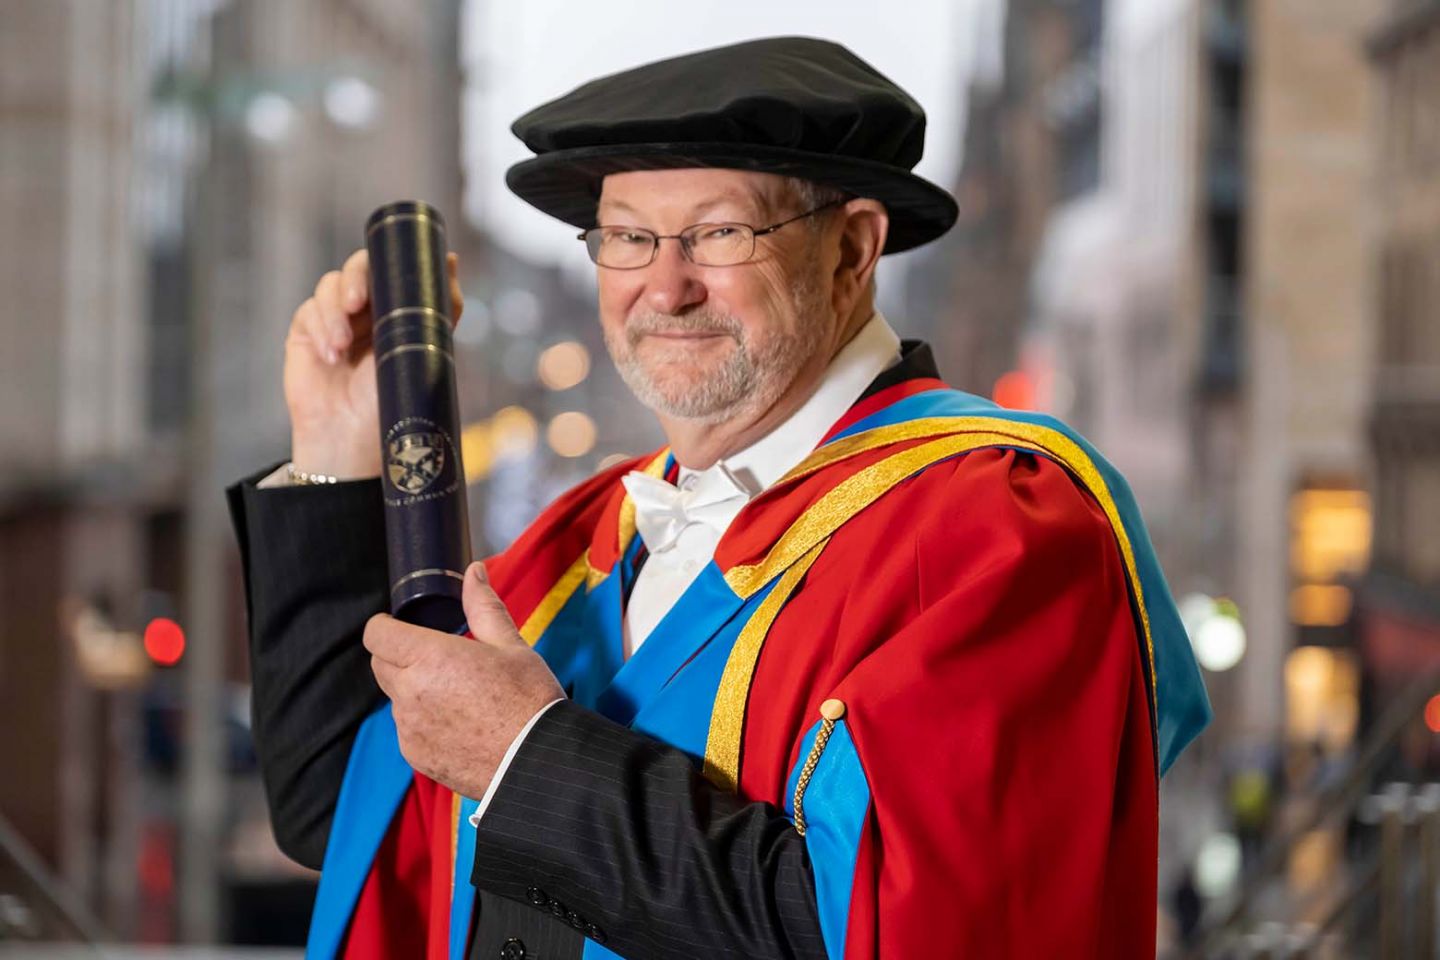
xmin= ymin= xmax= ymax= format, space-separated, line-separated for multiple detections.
xmin=625 ymin=310 xmax=742 ymax=345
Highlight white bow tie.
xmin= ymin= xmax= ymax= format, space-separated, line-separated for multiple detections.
xmin=621 ymin=467 xmax=752 ymax=555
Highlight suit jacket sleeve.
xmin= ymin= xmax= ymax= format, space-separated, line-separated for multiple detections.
xmin=471 ymin=701 xmax=830 ymax=960
xmin=226 ymin=467 xmax=389 ymax=870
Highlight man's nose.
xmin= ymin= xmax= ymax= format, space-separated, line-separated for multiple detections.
xmin=642 ymin=238 xmax=707 ymax=316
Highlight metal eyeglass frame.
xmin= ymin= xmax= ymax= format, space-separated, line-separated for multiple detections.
xmin=577 ymin=199 xmax=847 ymax=269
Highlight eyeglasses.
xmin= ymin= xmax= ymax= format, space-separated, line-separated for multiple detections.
xmin=578 ymin=200 xmax=846 ymax=269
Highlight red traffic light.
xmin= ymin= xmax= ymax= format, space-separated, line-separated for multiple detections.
xmin=143 ymin=617 xmax=186 ymax=667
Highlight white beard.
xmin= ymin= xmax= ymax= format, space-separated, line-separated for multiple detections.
xmin=605 ymin=271 xmax=825 ymax=425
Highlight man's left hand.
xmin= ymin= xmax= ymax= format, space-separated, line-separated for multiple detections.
xmin=364 ymin=561 xmax=565 ymax=799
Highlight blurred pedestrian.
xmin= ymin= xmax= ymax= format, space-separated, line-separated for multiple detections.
xmin=1170 ymin=866 xmax=1204 ymax=947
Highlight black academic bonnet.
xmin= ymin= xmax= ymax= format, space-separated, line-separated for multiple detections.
xmin=505 ymin=36 xmax=959 ymax=254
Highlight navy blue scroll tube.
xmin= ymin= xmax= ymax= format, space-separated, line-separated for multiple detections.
xmin=366 ymin=201 xmax=471 ymax=632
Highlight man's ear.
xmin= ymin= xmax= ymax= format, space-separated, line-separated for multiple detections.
xmin=831 ymin=199 xmax=888 ymax=316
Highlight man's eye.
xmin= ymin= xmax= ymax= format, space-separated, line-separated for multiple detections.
xmin=610 ymin=231 xmax=650 ymax=245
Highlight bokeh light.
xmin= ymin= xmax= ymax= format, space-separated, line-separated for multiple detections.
xmin=143 ymin=617 xmax=186 ymax=667
xmin=245 ymin=91 xmax=297 ymax=144
xmin=1194 ymin=832 xmax=1243 ymax=899
xmin=1182 ymin=593 xmax=1247 ymax=673
xmin=1194 ymin=612 xmax=1246 ymax=673
xmin=547 ymin=411 xmax=597 ymax=458
xmin=490 ymin=405 xmax=539 ymax=459
xmin=1289 ymin=583 xmax=1353 ymax=627
xmin=597 ymin=453 xmax=632 ymax=471
xmin=1425 ymin=695 xmax=1440 ymax=734
xmin=991 ymin=370 xmax=1036 ymax=410
xmin=324 ymin=76 xmax=380 ymax=129
xmin=494 ymin=288 xmax=541 ymax=336
xmin=537 ymin=341 xmax=591 ymax=391
xmin=460 ymin=421 xmax=494 ymax=481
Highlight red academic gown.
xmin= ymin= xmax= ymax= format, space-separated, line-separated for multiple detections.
xmin=322 ymin=381 xmax=1205 ymax=959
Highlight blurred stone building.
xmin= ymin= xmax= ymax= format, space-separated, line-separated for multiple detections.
xmin=942 ymin=0 xmax=1388 ymax=929
xmin=1240 ymin=0 xmax=1382 ymax=757
xmin=0 ymin=0 xmax=671 ymax=945
xmin=1 ymin=0 xmax=158 ymax=941
xmin=930 ymin=0 xmax=1209 ymax=567
xmin=949 ymin=0 xmax=1387 ymax=725
xmin=0 ymin=0 xmax=468 ymax=944
xmin=1359 ymin=2 xmax=1440 ymax=717
xmin=914 ymin=0 xmax=1086 ymax=405
xmin=942 ymin=0 xmax=1215 ymax=671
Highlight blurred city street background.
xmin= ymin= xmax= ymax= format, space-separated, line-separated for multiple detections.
xmin=1 ymin=0 xmax=1438 ymax=956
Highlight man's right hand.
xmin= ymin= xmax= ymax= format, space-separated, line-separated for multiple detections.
xmin=284 ymin=248 xmax=463 ymax=479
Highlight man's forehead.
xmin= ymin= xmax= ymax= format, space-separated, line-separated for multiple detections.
xmin=597 ymin=168 xmax=791 ymax=218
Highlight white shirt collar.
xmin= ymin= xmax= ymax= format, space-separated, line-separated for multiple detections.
xmin=677 ymin=311 xmax=901 ymax=497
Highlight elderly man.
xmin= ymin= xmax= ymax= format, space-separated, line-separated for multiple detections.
xmin=228 ymin=37 xmax=1210 ymax=960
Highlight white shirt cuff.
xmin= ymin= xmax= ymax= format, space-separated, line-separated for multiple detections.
xmin=256 ymin=462 xmax=294 ymax=489
xmin=468 ymin=698 xmax=565 ymax=828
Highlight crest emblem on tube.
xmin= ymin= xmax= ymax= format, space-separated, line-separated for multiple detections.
xmin=386 ymin=431 xmax=446 ymax=494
